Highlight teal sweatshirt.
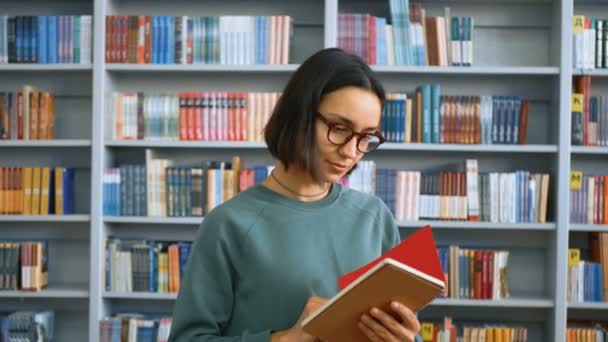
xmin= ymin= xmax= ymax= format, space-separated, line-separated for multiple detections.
xmin=168 ymin=182 xmax=400 ymax=341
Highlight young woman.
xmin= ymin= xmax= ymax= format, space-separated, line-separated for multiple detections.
xmin=169 ymin=48 xmax=421 ymax=342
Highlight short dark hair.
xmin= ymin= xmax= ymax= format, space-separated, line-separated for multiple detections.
xmin=264 ymin=48 xmax=386 ymax=181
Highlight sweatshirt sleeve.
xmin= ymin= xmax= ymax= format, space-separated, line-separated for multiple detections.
xmin=168 ymin=210 xmax=272 ymax=342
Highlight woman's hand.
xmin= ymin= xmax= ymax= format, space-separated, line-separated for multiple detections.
xmin=358 ymin=301 xmax=421 ymax=342
xmin=271 ymin=296 xmax=328 ymax=342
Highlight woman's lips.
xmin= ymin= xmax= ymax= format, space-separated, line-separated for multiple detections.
xmin=328 ymin=161 xmax=348 ymax=172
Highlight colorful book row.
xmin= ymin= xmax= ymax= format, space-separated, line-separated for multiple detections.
xmin=105 ymin=15 xmax=293 ymax=65
xmin=383 ymin=89 xmax=529 ymax=144
xmin=109 ymin=92 xmax=279 ymax=142
xmin=0 ymin=86 xmax=57 ymax=140
xmin=0 ymin=15 xmax=92 ymax=64
xmin=0 ymin=167 xmax=75 ymax=216
xmin=105 ymin=238 xmax=192 ymax=294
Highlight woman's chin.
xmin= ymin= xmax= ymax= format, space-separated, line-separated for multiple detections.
xmin=321 ymin=171 xmax=346 ymax=184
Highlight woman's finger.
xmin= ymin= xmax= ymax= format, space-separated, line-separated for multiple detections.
xmin=389 ymin=302 xmax=421 ymax=334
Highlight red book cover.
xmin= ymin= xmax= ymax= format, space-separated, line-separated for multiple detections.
xmin=487 ymin=250 xmax=495 ymax=300
xmin=194 ymin=93 xmax=203 ymax=141
xmin=187 ymin=93 xmax=196 ymax=140
xmin=584 ymin=74 xmax=590 ymax=145
xmin=482 ymin=250 xmax=489 ymax=299
xmin=474 ymin=250 xmax=482 ymax=299
xmin=138 ymin=16 xmax=145 ymax=64
xmin=228 ymin=93 xmax=235 ymax=141
xmin=239 ymin=93 xmax=247 ymax=141
xmin=604 ymin=176 xmax=608 ymax=224
xmin=209 ymin=92 xmax=217 ymax=141
xmin=519 ymin=100 xmax=529 ymax=144
xmin=202 ymin=92 xmax=209 ymax=141
xmin=105 ymin=16 xmax=112 ymax=63
xmin=17 ymin=92 xmax=22 ymax=140
xmin=599 ymin=176 xmax=604 ymax=224
xmin=121 ymin=16 xmax=128 ymax=63
xmin=145 ymin=16 xmax=152 ymax=64
xmin=223 ymin=92 xmax=229 ymax=141
xmin=367 ymin=14 xmax=376 ymax=65
xmin=238 ymin=169 xmax=247 ymax=192
xmin=337 ymin=225 xmax=445 ymax=290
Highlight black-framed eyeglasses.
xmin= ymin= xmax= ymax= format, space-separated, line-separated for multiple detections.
xmin=316 ymin=113 xmax=385 ymax=153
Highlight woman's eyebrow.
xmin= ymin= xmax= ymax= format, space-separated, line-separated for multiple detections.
xmin=325 ymin=112 xmax=379 ymax=131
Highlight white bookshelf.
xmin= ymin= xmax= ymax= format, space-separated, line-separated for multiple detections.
xmin=103 ymin=292 xmax=178 ymax=300
xmin=105 ymin=64 xmax=300 ymax=72
xmin=0 ymin=139 xmax=92 ymax=147
xmin=430 ymin=297 xmax=554 ymax=309
xmin=99 ymin=293 xmax=555 ymax=308
xmin=0 ymin=286 xmax=89 ymax=299
xmin=371 ymin=65 xmax=561 ymax=75
xmin=569 ymin=224 xmax=608 ymax=232
xmin=0 ymin=64 xmax=93 ymax=71
xmin=0 ymin=4 xmax=95 ymax=342
xmin=105 ymin=140 xmax=558 ymax=153
xmin=569 ymin=0 xmax=608 ymax=327
xmin=105 ymin=140 xmax=266 ymax=149
xmin=0 ymin=0 xmax=598 ymax=341
xmin=573 ymin=69 xmax=608 ymax=76
xmin=568 ymin=303 xmax=608 ymax=311
xmin=571 ymin=146 xmax=608 ymax=154
xmin=103 ymin=216 xmax=202 ymax=225
xmin=103 ymin=216 xmax=557 ymax=231
xmin=378 ymin=143 xmax=559 ymax=153
xmin=0 ymin=215 xmax=90 ymax=222
xmin=397 ymin=221 xmax=557 ymax=231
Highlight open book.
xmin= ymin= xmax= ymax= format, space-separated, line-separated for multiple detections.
xmin=301 ymin=226 xmax=446 ymax=342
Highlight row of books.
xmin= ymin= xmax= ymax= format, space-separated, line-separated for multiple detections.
xmin=572 ymin=76 xmax=608 ymax=147
xmin=0 ymin=15 xmax=92 ymax=64
xmin=567 ymin=325 xmax=608 ymax=341
xmin=105 ymin=15 xmax=293 ymax=65
xmin=439 ymin=246 xmax=510 ymax=300
xmin=570 ymin=173 xmax=608 ymax=224
xmin=109 ymin=92 xmax=280 ymax=142
xmin=420 ymin=318 xmax=527 ymax=342
xmin=103 ymin=165 xmax=147 ymax=217
xmin=109 ymin=89 xmax=530 ymax=145
xmin=339 ymin=10 xmax=473 ymax=66
xmin=0 ymin=86 xmax=57 ymax=140
xmin=384 ymin=89 xmax=529 ymax=144
xmin=348 ymin=160 xmax=550 ymax=223
xmin=0 ymin=311 xmax=55 ymax=342
xmin=571 ymin=93 xmax=608 ymax=147
xmin=105 ymin=238 xmax=192 ymax=294
xmin=103 ymin=155 xmax=265 ymax=217
xmin=573 ymin=15 xmax=608 ymax=70
xmin=387 ymin=0 xmax=472 ymax=66
xmin=568 ymin=256 xmax=605 ymax=303
xmin=0 ymin=167 xmax=76 ymax=215
xmin=567 ymin=232 xmax=608 ymax=303
xmin=0 ymin=241 xmax=48 ymax=292
xmin=103 ymin=156 xmax=550 ymax=224
xmin=99 ymin=315 xmax=172 ymax=342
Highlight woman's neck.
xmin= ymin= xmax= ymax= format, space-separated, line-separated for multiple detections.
xmin=262 ymin=163 xmax=331 ymax=202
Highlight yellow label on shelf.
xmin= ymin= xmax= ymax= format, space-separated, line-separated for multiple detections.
xmin=571 ymin=94 xmax=583 ymax=113
xmin=421 ymin=323 xmax=434 ymax=340
xmin=570 ymin=171 xmax=583 ymax=190
xmin=573 ymin=16 xmax=585 ymax=34
xmin=568 ymin=248 xmax=580 ymax=267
